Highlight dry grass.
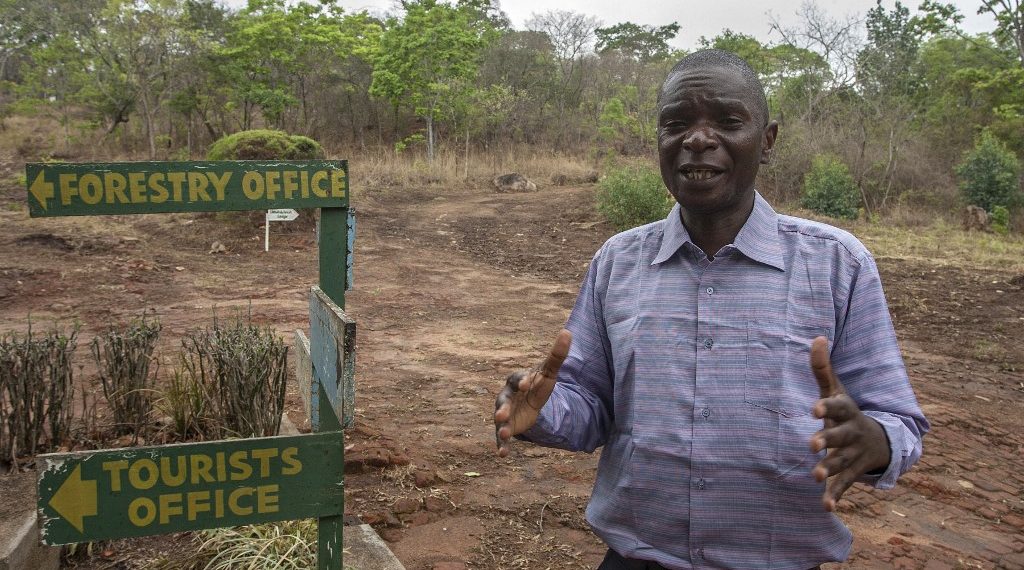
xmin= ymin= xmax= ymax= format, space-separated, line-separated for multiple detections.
xmin=781 ymin=204 xmax=1024 ymax=272
xmin=780 ymin=205 xmax=1024 ymax=273
xmin=853 ymin=220 xmax=1024 ymax=273
xmin=328 ymin=146 xmax=600 ymax=193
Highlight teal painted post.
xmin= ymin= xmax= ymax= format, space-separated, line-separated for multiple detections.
xmin=317 ymin=206 xmax=348 ymax=570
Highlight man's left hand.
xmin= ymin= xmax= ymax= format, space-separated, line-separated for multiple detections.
xmin=809 ymin=336 xmax=891 ymax=511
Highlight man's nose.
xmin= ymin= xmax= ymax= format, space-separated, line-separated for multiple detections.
xmin=682 ymin=127 xmax=718 ymax=153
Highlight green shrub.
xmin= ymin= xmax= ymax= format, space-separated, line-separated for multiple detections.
xmin=179 ymin=314 xmax=288 ymax=439
xmin=0 ymin=325 xmax=77 ymax=465
xmin=596 ymin=164 xmax=673 ymax=231
xmin=955 ymin=130 xmax=1021 ymax=213
xmin=206 ymin=130 xmax=325 ymax=161
xmin=801 ymin=154 xmax=860 ymax=220
xmin=91 ymin=316 xmax=161 ymax=439
xmin=991 ymin=205 xmax=1011 ymax=235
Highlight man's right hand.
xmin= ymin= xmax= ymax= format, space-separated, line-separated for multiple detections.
xmin=493 ymin=329 xmax=572 ymax=457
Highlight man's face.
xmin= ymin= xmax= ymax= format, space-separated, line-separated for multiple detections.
xmin=657 ymin=65 xmax=777 ymax=217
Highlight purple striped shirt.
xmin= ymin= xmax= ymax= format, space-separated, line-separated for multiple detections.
xmin=522 ymin=194 xmax=929 ymax=569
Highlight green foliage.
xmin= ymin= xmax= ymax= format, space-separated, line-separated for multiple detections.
xmin=955 ymin=130 xmax=1022 ymax=212
xmin=858 ymin=1 xmax=923 ymax=99
xmin=0 ymin=324 xmax=78 ymax=465
xmin=91 ymin=316 xmax=162 ymax=438
xmin=206 ymin=130 xmax=325 ymax=160
xmin=160 ymin=363 xmax=207 ymax=441
xmin=370 ymin=0 xmax=495 ymax=159
xmin=595 ymin=21 xmax=680 ymax=62
xmin=991 ymin=205 xmax=1011 ymax=235
xmin=801 ymin=155 xmax=861 ymax=219
xmin=596 ymin=164 xmax=673 ymax=230
xmin=180 ymin=314 xmax=288 ymax=439
xmin=394 ymin=133 xmax=426 ymax=154
xmin=191 ymin=519 xmax=317 ymax=570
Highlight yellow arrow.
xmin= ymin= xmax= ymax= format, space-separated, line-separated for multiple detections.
xmin=48 ymin=464 xmax=97 ymax=533
xmin=29 ymin=171 xmax=54 ymax=211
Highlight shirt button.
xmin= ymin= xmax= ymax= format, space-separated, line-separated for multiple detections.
xmin=696 ymin=548 xmax=704 ymax=558
xmin=703 ymin=338 xmax=714 ymax=349
xmin=702 ymin=408 xmax=710 ymax=418
xmin=696 ymin=478 xmax=705 ymax=490
xmin=706 ymin=286 xmax=714 ymax=295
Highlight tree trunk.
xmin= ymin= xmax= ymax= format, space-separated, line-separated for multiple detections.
xmin=464 ymin=124 xmax=470 ymax=180
xmin=140 ymin=93 xmax=157 ymax=159
xmin=427 ymin=113 xmax=435 ymax=163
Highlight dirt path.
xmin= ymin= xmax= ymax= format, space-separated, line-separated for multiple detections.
xmin=1 ymin=177 xmax=1022 ymax=569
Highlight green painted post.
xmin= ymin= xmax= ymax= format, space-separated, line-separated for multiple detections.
xmin=319 ymin=208 xmax=349 ymax=308
xmin=317 ymin=206 xmax=349 ymax=570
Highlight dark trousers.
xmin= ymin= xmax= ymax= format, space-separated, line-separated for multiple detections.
xmin=598 ymin=549 xmax=822 ymax=570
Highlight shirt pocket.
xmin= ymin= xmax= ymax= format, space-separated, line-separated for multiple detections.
xmin=745 ymin=321 xmax=831 ymax=479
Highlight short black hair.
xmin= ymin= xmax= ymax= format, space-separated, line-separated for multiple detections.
xmin=658 ymin=49 xmax=770 ymax=126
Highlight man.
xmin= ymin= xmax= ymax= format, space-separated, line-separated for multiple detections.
xmin=493 ymin=50 xmax=928 ymax=570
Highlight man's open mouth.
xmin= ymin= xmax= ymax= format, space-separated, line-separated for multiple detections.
xmin=681 ymin=168 xmax=723 ymax=181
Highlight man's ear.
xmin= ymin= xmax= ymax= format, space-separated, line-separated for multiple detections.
xmin=760 ymin=120 xmax=779 ymax=164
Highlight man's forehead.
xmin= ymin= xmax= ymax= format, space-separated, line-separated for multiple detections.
xmin=661 ymin=64 xmax=753 ymax=103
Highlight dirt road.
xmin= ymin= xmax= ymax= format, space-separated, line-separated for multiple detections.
xmin=1 ymin=177 xmax=1022 ymax=569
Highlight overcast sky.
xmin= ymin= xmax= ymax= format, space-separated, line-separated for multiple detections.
xmin=251 ymin=0 xmax=998 ymax=49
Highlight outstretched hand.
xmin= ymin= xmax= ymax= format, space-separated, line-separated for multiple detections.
xmin=809 ymin=336 xmax=890 ymax=511
xmin=493 ymin=329 xmax=572 ymax=458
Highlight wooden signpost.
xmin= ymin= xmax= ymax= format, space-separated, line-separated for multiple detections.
xmin=25 ymin=160 xmax=356 ymax=570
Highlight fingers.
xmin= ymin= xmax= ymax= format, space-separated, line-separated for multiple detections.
xmin=812 ymin=395 xmax=858 ymax=424
xmin=493 ymin=329 xmax=572 ymax=459
xmin=539 ymin=329 xmax=572 ymax=379
xmin=809 ymin=422 xmax=860 ymax=453
xmin=810 ymin=336 xmax=842 ymax=399
xmin=822 ymin=466 xmax=858 ymax=512
xmin=812 ymin=447 xmax=853 ymax=481
xmin=813 ymin=447 xmax=861 ymax=511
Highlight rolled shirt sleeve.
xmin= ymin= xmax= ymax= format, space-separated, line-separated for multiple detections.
xmin=831 ymin=251 xmax=929 ymax=489
xmin=519 ymin=247 xmax=615 ymax=453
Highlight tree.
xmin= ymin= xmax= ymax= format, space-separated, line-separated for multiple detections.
xmin=595 ymin=22 xmax=679 ymax=63
xmin=850 ymin=1 xmax=926 ymax=213
xmin=525 ymin=10 xmax=601 ymax=148
xmin=371 ymin=0 xmax=494 ymax=161
xmin=979 ymin=0 xmax=1024 ymax=66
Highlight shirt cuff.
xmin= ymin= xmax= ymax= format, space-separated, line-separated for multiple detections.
xmin=514 ymin=402 xmax=562 ymax=446
xmin=859 ymin=412 xmax=909 ymax=489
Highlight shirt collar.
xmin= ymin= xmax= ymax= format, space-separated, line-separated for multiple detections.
xmin=651 ymin=192 xmax=786 ymax=271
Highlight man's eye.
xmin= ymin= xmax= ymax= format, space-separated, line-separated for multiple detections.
xmin=721 ymin=117 xmax=744 ymax=128
xmin=662 ymin=121 xmax=687 ymax=129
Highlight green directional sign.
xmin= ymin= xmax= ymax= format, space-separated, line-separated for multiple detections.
xmin=26 ymin=160 xmax=348 ymax=218
xmin=37 ymin=432 xmax=344 ymax=545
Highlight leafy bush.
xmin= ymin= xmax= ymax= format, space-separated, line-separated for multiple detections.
xmin=179 ymin=314 xmax=288 ymax=439
xmin=92 ymin=316 xmax=161 ymax=439
xmin=991 ymin=205 xmax=1011 ymax=235
xmin=801 ymin=154 xmax=860 ymax=220
xmin=207 ymin=130 xmax=325 ymax=161
xmin=596 ymin=164 xmax=673 ymax=231
xmin=955 ymin=130 xmax=1021 ymax=213
xmin=0 ymin=325 xmax=77 ymax=465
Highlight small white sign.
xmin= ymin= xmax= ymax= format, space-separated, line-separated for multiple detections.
xmin=267 ymin=208 xmax=299 ymax=222
xmin=265 ymin=209 xmax=300 ymax=251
